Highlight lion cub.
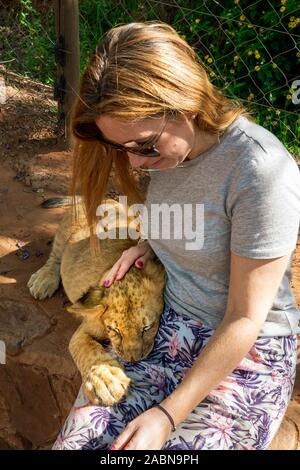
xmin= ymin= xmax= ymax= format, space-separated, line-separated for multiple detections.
xmin=27 ymin=198 xmax=165 ymax=406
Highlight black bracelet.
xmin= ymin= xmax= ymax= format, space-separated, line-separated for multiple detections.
xmin=154 ymin=404 xmax=176 ymax=432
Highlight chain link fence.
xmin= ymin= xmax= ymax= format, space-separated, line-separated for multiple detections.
xmin=0 ymin=0 xmax=299 ymax=154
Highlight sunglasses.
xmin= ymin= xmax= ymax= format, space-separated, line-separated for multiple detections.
xmin=97 ymin=113 xmax=172 ymax=157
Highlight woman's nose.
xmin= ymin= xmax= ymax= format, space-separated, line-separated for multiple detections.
xmin=127 ymin=153 xmax=149 ymax=168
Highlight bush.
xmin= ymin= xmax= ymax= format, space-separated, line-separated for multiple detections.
xmin=1 ymin=0 xmax=299 ymax=154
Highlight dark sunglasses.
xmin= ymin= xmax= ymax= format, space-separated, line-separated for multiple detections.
xmin=97 ymin=113 xmax=172 ymax=157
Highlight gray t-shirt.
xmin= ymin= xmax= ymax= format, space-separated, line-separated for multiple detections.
xmin=141 ymin=115 xmax=300 ymax=337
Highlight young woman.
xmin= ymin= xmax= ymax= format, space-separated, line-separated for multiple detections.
xmin=52 ymin=21 xmax=300 ymax=450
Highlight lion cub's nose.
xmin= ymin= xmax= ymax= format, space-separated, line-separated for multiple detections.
xmin=126 ymin=353 xmax=143 ymax=363
xmin=129 ymin=355 xmax=137 ymax=362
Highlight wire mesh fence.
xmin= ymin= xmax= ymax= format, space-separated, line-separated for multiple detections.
xmin=0 ymin=0 xmax=299 ymax=154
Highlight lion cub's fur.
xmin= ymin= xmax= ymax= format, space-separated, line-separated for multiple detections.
xmin=28 ymin=199 xmax=165 ymax=406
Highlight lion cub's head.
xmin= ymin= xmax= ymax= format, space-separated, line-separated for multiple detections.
xmin=67 ymin=260 xmax=166 ymax=362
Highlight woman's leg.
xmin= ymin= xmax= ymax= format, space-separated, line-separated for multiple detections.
xmin=52 ymin=304 xmax=297 ymax=450
xmin=52 ymin=349 xmax=167 ymax=450
xmin=162 ymin=324 xmax=297 ymax=450
xmin=52 ymin=304 xmax=188 ymax=450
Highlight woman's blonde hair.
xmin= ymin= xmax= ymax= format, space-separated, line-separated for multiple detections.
xmin=70 ymin=21 xmax=252 ymax=250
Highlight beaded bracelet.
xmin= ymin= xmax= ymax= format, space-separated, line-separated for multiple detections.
xmin=154 ymin=404 xmax=176 ymax=432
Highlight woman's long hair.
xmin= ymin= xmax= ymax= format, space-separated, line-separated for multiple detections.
xmin=70 ymin=21 xmax=252 ymax=252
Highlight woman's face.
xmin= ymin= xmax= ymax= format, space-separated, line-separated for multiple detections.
xmin=95 ymin=113 xmax=202 ymax=170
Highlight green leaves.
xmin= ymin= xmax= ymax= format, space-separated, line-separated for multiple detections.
xmin=1 ymin=0 xmax=299 ymax=154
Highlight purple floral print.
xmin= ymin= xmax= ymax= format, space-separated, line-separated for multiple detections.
xmin=52 ymin=304 xmax=297 ymax=450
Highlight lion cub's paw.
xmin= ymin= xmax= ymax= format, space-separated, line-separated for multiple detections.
xmin=27 ymin=266 xmax=60 ymax=299
xmin=83 ymin=363 xmax=131 ymax=406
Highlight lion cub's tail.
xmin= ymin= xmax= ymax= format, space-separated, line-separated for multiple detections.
xmin=41 ymin=196 xmax=82 ymax=208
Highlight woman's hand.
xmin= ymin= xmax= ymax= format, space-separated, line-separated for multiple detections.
xmin=109 ymin=407 xmax=173 ymax=450
xmin=101 ymin=240 xmax=156 ymax=287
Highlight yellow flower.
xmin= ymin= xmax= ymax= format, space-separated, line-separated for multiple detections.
xmin=195 ymin=18 xmax=200 ymax=24
xmin=296 ymin=51 xmax=300 ymax=57
xmin=272 ymin=63 xmax=277 ymax=68
xmin=230 ymin=68 xmax=235 ymax=74
xmin=280 ymin=6 xmax=286 ymax=12
xmin=259 ymin=27 xmax=264 ymax=33
xmin=190 ymin=26 xmax=193 ymax=32
xmin=275 ymin=109 xmax=281 ymax=115
xmin=234 ymin=55 xmax=239 ymax=61
xmin=288 ymin=17 xmax=300 ymax=28
xmin=248 ymin=50 xmax=253 ymax=56
xmin=247 ymin=93 xmax=254 ymax=101
xmin=281 ymin=0 xmax=287 ymax=3
xmin=286 ymin=95 xmax=292 ymax=100
xmin=207 ymin=58 xmax=213 ymax=63
xmin=210 ymin=71 xmax=216 ymax=77
xmin=248 ymin=23 xmax=254 ymax=28
xmin=234 ymin=0 xmax=240 ymax=4
xmin=240 ymin=15 xmax=246 ymax=21
xmin=255 ymin=65 xmax=260 ymax=71
xmin=255 ymin=52 xmax=261 ymax=59
xmin=204 ymin=54 xmax=209 ymax=59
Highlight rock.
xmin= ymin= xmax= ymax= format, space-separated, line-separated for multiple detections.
xmin=0 ymin=362 xmax=61 ymax=447
xmin=0 ymin=393 xmax=14 ymax=437
xmin=0 ymin=314 xmax=81 ymax=449
xmin=0 ymin=299 xmax=55 ymax=355
xmin=0 ymin=438 xmax=14 ymax=450
xmin=50 ymin=373 xmax=81 ymax=418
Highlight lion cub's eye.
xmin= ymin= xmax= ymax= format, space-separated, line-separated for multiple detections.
xmin=143 ymin=323 xmax=155 ymax=332
xmin=107 ymin=326 xmax=121 ymax=335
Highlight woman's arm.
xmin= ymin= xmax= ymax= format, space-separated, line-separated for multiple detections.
xmin=111 ymin=252 xmax=292 ymax=449
xmin=159 ymin=252 xmax=291 ymax=426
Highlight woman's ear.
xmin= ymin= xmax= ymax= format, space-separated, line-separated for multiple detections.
xmin=184 ymin=111 xmax=197 ymax=121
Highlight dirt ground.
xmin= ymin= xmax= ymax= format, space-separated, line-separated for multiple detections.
xmin=0 ymin=68 xmax=299 ymax=449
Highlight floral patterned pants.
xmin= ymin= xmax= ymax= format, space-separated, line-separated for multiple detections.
xmin=52 ymin=304 xmax=298 ymax=450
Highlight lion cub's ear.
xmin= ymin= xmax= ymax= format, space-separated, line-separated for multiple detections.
xmin=66 ymin=302 xmax=105 ymax=315
xmin=66 ymin=287 xmax=107 ymax=316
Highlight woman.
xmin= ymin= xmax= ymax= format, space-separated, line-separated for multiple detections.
xmin=52 ymin=21 xmax=300 ymax=450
